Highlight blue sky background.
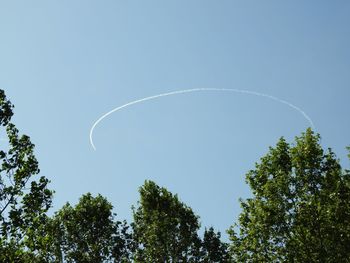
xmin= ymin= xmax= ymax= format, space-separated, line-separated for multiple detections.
xmin=1 ymin=1 xmax=349 ymax=239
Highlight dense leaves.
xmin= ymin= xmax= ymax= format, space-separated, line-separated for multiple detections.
xmin=132 ymin=180 xmax=202 ymax=262
xmin=201 ymin=227 xmax=230 ymax=262
xmin=0 ymin=89 xmax=53 ymax=262
xmin=228 ymin=129 xmax=350 ymax=262
xmin=131 ymin=181 xmax=231 ymax=262
xmin=51 ymin=193 xmax=133 ymax=263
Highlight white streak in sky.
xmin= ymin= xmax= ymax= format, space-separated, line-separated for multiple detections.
xmin=89 ymin=88 xmax=315 ymax=150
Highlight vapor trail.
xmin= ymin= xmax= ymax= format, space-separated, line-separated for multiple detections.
xmin=89 ymin=88 xmax=315 ymax=150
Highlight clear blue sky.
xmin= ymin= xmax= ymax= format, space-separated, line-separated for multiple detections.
xmin=1 ymin=1 xmax=349 ymax=239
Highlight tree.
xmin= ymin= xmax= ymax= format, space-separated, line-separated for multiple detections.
xmin=52 ymin=193 xmax=133 ymax=263
xmin=0 ymin=89 xmax=53 ymax=262
xmin=132 ymin=180 xmax=202 ymax=262
xmin=201 ymin=227 xmax=230 ymax=262
xmin=228 ymin=129 xmax=350 ymax=262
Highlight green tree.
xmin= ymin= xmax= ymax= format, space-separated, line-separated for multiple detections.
xmin=228 ymin=129 xmax=350 ymax=262
xmin=0 ymin=89 xmax=53 ymax=262
xmin=52 ymin=193 xmax=132 ymax=263
xmin=201 ymin=227 xmax=230 ymax=262
xmin=132 ymin=180 xmax=202 ymax=262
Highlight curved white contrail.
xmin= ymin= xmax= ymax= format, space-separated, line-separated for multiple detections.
xmin=89 ymin=88 xmax=315 ymax=150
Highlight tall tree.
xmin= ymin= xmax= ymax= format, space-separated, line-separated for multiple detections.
xmin=0 ymin=89 xmax=53 ymax=262
xmin=52 ymin=193 xmax=133 ymax=263
xmin=132 ymin=180 xmax=202 ymax=262
xmin=228 ymin=129 xmax=350 ymax=262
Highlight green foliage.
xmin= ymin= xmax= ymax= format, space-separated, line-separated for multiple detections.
xmin=0 ymin=89 xmax=53 ymax=262
xmin=201 ymin=227 xmax=230 ymax=262
xmin=228 ymin=129 xmax=350 ymax=262
xmin=52 ymin=193 xmax=133 ymax=263
xmin=3 ymin=88 xmax=348 ymax=262
xmin=132 ymin=180 xmax=202 ymax=262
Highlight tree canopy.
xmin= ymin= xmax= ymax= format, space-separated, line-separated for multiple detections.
xmin=132 ymin=180 xmax=202 ymax=262
xmin=0 ymin=89 xmax=53 ymax=262
xmin=228 ymin=129 xmax=350 ymax=262
xmin=51 ymin=193 xmax=132 ymax=263
xmin=1 ymin=88 xmax=349 ymax=262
